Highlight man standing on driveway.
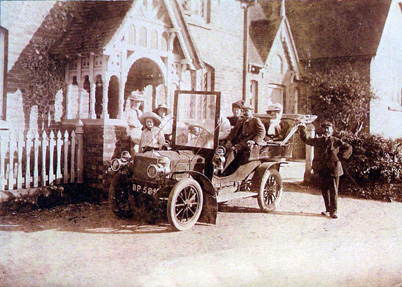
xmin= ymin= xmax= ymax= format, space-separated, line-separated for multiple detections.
xmin=298 ymin=121 xmax=352 ymax=219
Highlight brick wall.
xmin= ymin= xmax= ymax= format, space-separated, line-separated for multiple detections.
xmin=83 ymin=124 xmax=131 ymax=194
xmin=187 ymin=1 xmax=245 ymax=118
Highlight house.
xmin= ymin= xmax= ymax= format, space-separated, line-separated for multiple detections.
xmin=282 ymin=0 xmax=402 ymax=139
xmin=0 ymin=0 xmax=301 ymax=192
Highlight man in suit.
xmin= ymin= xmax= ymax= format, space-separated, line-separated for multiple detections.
xmin=223 ymin=104 xmax=266 ymax=173
xmin=298 ymin=121 xmax=352 ymax=218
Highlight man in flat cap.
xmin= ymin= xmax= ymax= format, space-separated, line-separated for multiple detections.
xmin=227 ymin=100 xmax=245 ymax=127
xmin=223 ymin=104 xmax=265 ymax=173
xmin=298 ymin=121 xmax=352 ymax=219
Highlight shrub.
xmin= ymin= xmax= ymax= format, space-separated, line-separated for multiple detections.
xmin=302 ymin=67 xmax=375 ymax=135
xmin=339 ymin=132 xmax=402 ymax=184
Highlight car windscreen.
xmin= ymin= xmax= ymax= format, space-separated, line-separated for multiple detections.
xmin=173 ymin=92 xmax=219 ymax=150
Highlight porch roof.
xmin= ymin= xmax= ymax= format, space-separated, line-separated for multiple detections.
xmin=51 ymin=1 xmax=133 ymax=57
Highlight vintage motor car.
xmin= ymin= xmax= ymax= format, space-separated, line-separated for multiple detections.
xmin=109 ymin=91 xmax=316 ymax=231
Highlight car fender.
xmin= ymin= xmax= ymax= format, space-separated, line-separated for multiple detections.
xmin=250 ymin=162 xmax=285 ymax=191
xmin=171 ymin=171 xmax=218 ymax=225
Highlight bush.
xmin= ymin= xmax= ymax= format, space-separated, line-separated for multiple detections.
xmin=334 ymin=132 xmax=402 ymax=201
xmin=339 ymin=132 xmax=402 ymax=185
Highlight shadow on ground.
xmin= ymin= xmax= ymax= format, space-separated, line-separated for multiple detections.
xmin=0 ymin=202 xmax=172 ymax=235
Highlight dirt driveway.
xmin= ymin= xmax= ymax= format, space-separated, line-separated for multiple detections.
xmin=1 ymin=183 xmax=401 ymax=287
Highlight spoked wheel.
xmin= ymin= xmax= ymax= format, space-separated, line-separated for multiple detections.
xmin=167 ymin=178 xmax=203 ymax=231
xmin=257 ymin=169 xmax=283 ymax=212
xmin=109 ymin=174 xmax=133 ymax=218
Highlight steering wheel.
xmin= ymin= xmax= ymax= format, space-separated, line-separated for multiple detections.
xmin=188 ymin=124 xmax=212 ymax=146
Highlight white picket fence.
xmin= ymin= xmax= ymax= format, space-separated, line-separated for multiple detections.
xmin=0 ymin=128 xmax=83 ymax=191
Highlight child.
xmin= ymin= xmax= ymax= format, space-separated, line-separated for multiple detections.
xmin=138 ymin=112 xmax=165 ymax=152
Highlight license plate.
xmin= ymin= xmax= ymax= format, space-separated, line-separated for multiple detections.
xmin=132 ymin=184 xmax=159 ymax=196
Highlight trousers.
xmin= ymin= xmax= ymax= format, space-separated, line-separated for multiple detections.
xmin=319 ymin=171 xmax=339 ymax=214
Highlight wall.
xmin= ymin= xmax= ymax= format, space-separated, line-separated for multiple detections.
xmin=186 ymin=0 xmax=244 ymax=118
xmin=370 ymin=0 xmax=402 ymax=139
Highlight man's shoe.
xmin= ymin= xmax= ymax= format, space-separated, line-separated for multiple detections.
xmin=321 ymin=211 xmax=330 ymax=216
xmin=331 ymin=212 xmax=338 ymax=219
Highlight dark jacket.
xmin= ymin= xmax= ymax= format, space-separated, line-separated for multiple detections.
xmin=299 ymin=127 xmax=352 ymax=177
xmin=227 ymin=116 xmax=241 ymax=127
xmin=226 ymin=116 xmax=266 ymax=146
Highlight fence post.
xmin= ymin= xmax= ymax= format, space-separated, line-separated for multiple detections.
xmin=75 ymin=122 xmax=84 ymax=183
xmin=25 ymin=131 xmax=32 ymax=188
xmin=33 ymin=131 xmax=40 ymax=187
xmin=304 ymin=123 xmax=315 ymax=182
xmin=49 ymin=131 xmax=55 ymax=185
xmin=0 ymin=131 xmax=8 ymax=190
xmin=41 ymin=130 xmax=48 ymax=186
xmin=8 ymin=131 xmax=16 ymax=190
xmin=70 ymin=131 xmax=76 ymax=183
xmin=17 ymin=132 xmax=24 ymax=189
xmin=63 ymin=130 xmax=69 ymax=184
xmin=56 ymin=130 xmax=62 ymax=184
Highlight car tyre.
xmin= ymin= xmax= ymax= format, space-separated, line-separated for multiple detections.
xmin=109 ymin=174 xmax=134 ymax=218
xmin=167 ymin=178 xmax=203 ymax=231
xmin=257 ymin=169 xmax=283 ymax=212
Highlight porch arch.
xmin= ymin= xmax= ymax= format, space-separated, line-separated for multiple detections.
xmin=123 ymin=52 xmax=167 ymax=86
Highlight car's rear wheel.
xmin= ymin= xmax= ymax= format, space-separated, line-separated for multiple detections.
xmin=109 ymin=174 xmax=133 ymax=218
xmin=167 ymin=178 xmax=203 ymax=231
xmin=257 ymin=169 xmax=283 ymax=212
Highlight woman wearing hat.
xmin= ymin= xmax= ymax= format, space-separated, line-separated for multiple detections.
xmin=138 ymin=112 xmax=165 ymax=152
xmin=264 ymin=103 xmax=289 ymax=141
xmin=153 ymin=103 xmax=173 ymax=138
xmin=125 ymin=92 xmax=144 ymax=146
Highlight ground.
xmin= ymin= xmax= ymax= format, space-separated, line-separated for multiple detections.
xmin=1 ymin=170 xmax=401 ymax=287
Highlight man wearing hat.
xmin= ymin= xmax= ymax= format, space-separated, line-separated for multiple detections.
xmin=227 ymin=100 xmax=245 ymax=127
xmin=223 ymin=104 xmax=265 ymax=173
xmin=298 ymin=121 xmax=352 ymax=219
xmin=125 ymin=92 xmax=144 ymax=147
xmin=264 ymin=103 xmax=289 ymax=141
xmin=138 ymin=112 xmax=165 ymax=152
xmin=153 ymin=103 xmax=173 ymax=138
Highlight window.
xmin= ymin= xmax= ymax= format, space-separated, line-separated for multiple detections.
xmin=139 ymin=27 xmax=147 ymax=47
xmin=268 ymin=84 xmax=285 ymax=112
xmin=400 ymin=88 xmax=402 ymax=106
xmin=250 ymin=80 xmax=258 ymax=111
xmin=0 ymin=27 xmax=8 ymax=120
xmin=272 ymin=55 xmax=283 ymax=74
xmin=181 ymin=0 xmax=210 ymax=23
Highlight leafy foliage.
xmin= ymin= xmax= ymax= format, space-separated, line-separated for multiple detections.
xmin=19 ymin=1 xmax=80 ymax=115
xmin=339 ymin=132 xmax=402 ymax=185
xmin=335 ymin=132 xmax=402 ymax=202
xmin=302 ymin=66 xmax=375 ymax=135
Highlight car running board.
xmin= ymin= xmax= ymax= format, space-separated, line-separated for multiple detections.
xmin=217 ymin=191 xmax=258 ymax=203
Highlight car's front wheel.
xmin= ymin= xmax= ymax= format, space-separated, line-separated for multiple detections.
xmin=257 ymin=169 xmax=283 ymax=212
xmin=109 ymin=174 xmax=133 ymax=218
xmin=167 ymin=178 xmax=203 ymax=231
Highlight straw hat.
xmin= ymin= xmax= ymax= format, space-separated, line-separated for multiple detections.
xmin=128 ymin=91 xmax=144 ymax=101
xmin=153 ymin=103 xmax=171 ymax=115
xmin=266 ymin=103 xmax=283 ymax=113
xmin=139 ymin=112 xmax=161 ymax=126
